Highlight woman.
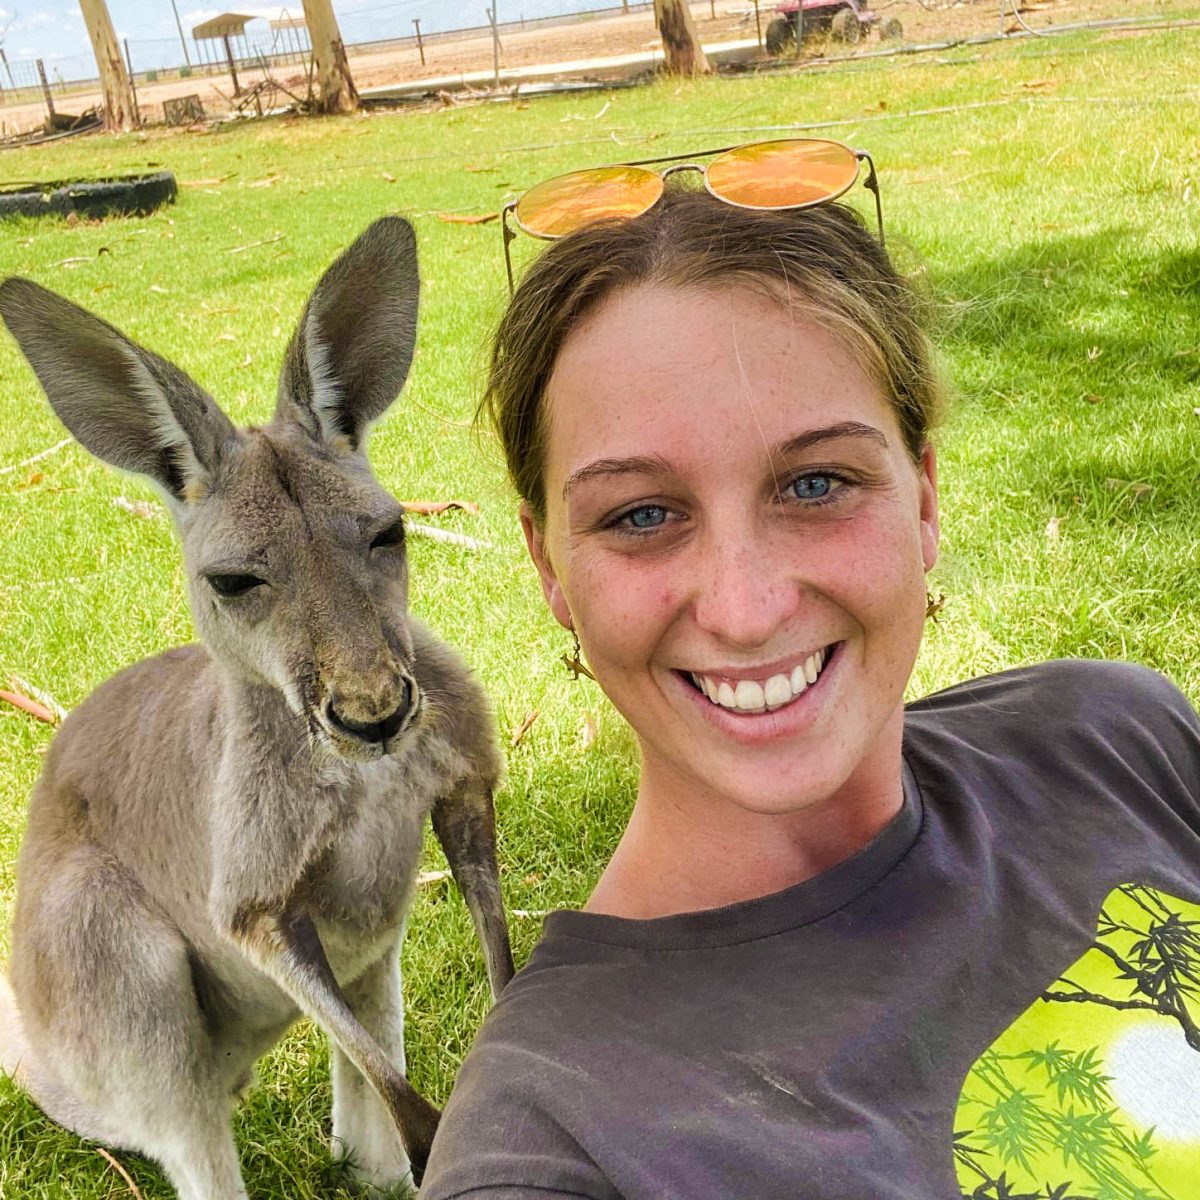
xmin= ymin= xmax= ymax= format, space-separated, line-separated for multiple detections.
xmin=421 ymin=163 xmax=1200 ymax=1200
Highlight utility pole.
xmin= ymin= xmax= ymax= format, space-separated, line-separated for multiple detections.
xmin=486 ymin=6 xmax=501 ymax=91
xmin=170 ymin=0 xmax=191 ymax=67
xmin=77 ymin=0 xmax=139 ymax=130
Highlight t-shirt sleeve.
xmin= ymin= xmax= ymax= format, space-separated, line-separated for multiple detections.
xmin=420 ymin=1011 xmax=620 ymax=1200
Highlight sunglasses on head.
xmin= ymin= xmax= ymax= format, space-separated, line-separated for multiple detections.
xmin=500 ymin=137 xmax=883 ymax=292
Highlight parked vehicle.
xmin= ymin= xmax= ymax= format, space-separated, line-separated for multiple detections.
xmin=765 ymin=0 xmax=902 ymax=53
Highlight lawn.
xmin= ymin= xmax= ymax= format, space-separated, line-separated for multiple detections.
xmin=1 ymin=13 xmax=1198 ymax=1196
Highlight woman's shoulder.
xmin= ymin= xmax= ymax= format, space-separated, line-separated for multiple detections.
xmin=903 ymin=658 xmax=1200 ymax=815
xmin=907 ymin=657 xmax=1196 ymax=734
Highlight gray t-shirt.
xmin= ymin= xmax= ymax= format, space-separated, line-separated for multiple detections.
xmin=422 ymin=661 xmax=1200 ymax=1200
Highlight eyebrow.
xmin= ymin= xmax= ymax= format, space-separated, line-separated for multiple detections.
xmin=561 ymin=421 xmax=888 ymax=500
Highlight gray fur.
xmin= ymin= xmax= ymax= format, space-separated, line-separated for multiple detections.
xmin=0 ymin=217 xmax=513 ymax=1199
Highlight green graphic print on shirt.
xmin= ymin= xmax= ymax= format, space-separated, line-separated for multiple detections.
xmin=954 ymin=885 xmax=1200 ymax=1200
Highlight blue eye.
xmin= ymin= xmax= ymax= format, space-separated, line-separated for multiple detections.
xmin=791 ymin=474 xmax=836 ymax=501
xmin=626 ymin=505 xmax=667 ymax=529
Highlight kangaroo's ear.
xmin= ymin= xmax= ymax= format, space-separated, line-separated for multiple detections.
xmin=0 ymin=277 xmax=235 ymax=502
xmin=275 ymin=216 xmax=419 ymax=453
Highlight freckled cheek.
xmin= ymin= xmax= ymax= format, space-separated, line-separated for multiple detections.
xmin=567 ymin=559 xmax=681 ymax=665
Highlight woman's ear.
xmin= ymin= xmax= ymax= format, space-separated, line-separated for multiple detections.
xmin=918 ymin=443 xmax=940 ymax=573
xmin=520 ymin=503 xmax=573 ymax=631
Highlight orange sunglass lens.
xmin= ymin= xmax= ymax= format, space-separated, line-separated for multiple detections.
xmin=514 ymin=166 xmax=665 ymax=239
xmin=706 ymin=139 xmax=859 ymax=210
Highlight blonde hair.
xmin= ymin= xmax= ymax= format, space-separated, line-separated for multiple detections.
xmin=484 ymin=190 xmax=945 ymax=521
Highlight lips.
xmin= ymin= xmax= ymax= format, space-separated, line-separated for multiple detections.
xmin=685 ymin=645 xmax=834 ymax=714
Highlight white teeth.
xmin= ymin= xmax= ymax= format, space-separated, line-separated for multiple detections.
xmin=693 ymin=646 xmax=832 ymax=714
xmin=763 ymin=674 xmax=792 ymax=710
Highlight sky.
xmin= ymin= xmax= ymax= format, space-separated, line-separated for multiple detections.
xmin=0 ymin=0 xmax=607 ymax=78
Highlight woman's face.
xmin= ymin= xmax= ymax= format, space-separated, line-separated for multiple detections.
xmin=523 ymin=283 xmax=938 ymax=819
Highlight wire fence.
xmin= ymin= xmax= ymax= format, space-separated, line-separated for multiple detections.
xmin=0 ymin=0 xmax=656 ymax=109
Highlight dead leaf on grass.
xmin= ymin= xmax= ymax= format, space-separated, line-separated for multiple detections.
xmin=578 ymin=711 xmax=599 ymax=751
xmin=1084 ymin=393 xmax=1103 ymax=404
xmin=1045 ymin=516 xmax=1061 ymax=541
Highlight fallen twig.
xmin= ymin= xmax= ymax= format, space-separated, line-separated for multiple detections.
xmin=406 ymin=522 xmax=492 ymax=551
xmin=417 ymin=868 xmax=452 ymax=886
xmin=511 ymin=709 xmax=539 ymax=748
xmin=113 ymin=496 xmax=160 ymax=519
xmin=9 ymin=675 xmax=67 ymax=722
xmin=401 ymin=500 xmax=480 ymax=516
xmin=95 ymin=1147 xmax=145 ymax=1199
xmin=0 ymin=688 xmax=57 ymax=725
xmin=227 ymin=233 xmax=286 ymax=255
xmin=0 ymin=437 xmax=71 ymax=477
xmin=436 ymin=211 xmax=498 ymax=225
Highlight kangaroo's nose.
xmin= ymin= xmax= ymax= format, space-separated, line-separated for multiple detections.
xmin=326 ymin=678 xmax=414 ymax=744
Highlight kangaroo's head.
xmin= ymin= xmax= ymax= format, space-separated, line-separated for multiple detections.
xmin=0 ymin=217 xmax=428 ymax=763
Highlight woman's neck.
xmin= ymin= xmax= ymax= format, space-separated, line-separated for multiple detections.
xmin=584 ymin=728 xmax=907 ymax=920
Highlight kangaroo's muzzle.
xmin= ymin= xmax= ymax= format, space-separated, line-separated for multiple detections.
xmin=323 ymin=675 xmax=419 ymax=753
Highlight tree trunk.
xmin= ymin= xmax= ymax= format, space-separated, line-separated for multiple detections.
xmin=654 ymin=0 xmax=711 ymax=75
xmin=301 ymin=0 xmax=359 ymax=114
xmin=77 ymin=0 xmax=137 ymax=131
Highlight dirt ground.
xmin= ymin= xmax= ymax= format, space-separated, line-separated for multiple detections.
xmin=0 ymin=0 xmax=1176 ymax=140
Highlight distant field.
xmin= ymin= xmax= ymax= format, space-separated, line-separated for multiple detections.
xmin=1 ymin=17 xmax=1198 ymax=1196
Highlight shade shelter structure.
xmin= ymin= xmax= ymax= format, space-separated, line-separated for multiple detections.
xmin=192 ymin=12 xmax=258 ymax=94
xmin=269 ymin=8 xmax=311 ymax=63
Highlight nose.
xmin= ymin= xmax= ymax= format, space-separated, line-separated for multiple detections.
xmin=690 ymin=529 xmax=801 ymax=651
xmin=326 ymin=676 xmax=415 ymax=744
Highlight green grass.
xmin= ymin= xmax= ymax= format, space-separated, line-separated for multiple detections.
xmin=2 ymin=12 xmax=1199 ymax=1195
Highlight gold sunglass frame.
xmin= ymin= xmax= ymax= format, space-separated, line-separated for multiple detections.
xmin=500 ymin=138 xmax=883 ymax=293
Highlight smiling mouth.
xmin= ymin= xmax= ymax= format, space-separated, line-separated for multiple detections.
xmin=682 ymin=645 xmax=837 ymax=715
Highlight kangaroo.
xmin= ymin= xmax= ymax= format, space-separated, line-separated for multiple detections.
xmin=0 ymin=216 xmax=514 ymax=1199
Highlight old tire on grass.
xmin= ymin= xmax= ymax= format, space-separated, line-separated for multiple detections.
xmin=765 ymin=15 xmax=796 ymax=54
xmin=880 ymin=16 xmax=903 ymax=39
xmin=830 ymin=8 xmax=863 ymax=43
xmin=0 ymin=171 xmax=177 ymax=220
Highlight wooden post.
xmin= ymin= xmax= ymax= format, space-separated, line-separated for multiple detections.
xmin=413 ymin=17 xmax=425 ymax=65
xmin=123 ymin=38 xmax=140 ymax=126
xmin=222 ymin=33 xmax=240 ymax=95
xmin=654 ymin=0 xmax=711 ymax=73
xmin=486 ymin=6 xmax=501 ymax=91
xmin=753 ymin=0 xmax=762 ymax=46
xmin=36 ymin=58 xmax=56 ymax=121
xmin=77 ymin=0 xmax=139 ymax=130
xmin=300 ymin=0 xmax=359 ymax=114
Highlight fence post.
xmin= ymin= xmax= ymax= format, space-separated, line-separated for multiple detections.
xmin=124 ymin=38 xmax=141 ymax=126
xmin=486 ymin=6 xmax=501 ymax=91
xmin=753 ymin=0 xmax=762 ymax=46
xmin=222 ymin=32 xmax=240 ymax=95
xmin=36 ymin=58 xmax=56 ymax=122
xmin=413 ymin=17 xmax=425 ymax=65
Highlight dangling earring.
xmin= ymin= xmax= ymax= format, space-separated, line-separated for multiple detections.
xmin=562 ymin=624 xmax=595 ymax=681
xmin=925 ymin=590 xmax=946 ymax=623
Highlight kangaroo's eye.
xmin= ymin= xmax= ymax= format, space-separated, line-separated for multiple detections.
xmin=207 ymin=573 xmax=265 ymax=598
xmin=371 ymin=521 xmax=406 ymax=551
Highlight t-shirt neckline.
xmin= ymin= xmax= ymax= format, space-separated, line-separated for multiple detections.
xmin=542 ymin=762 xmax=925 ymax=952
